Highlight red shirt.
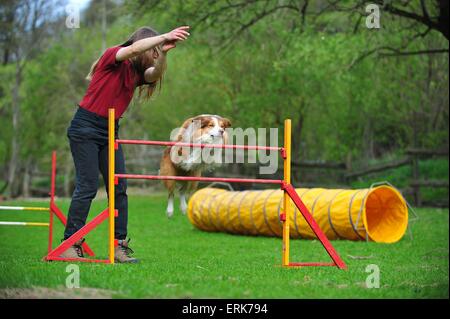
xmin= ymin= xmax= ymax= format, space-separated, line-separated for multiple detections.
xmin=79 ymin=46 xmax=146 ymax=119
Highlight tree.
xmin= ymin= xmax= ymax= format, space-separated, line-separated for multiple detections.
xmin=0 ymin=0 xmax=58 ymax=196
xmin=131 ymin=0 xmax=448 ymax=55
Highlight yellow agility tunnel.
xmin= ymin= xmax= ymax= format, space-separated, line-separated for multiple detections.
xmin=187 ymin=185 xmax=409 ymax=243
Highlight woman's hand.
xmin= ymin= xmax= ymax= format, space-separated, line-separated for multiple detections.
xmin=162 ymin=40 xmax=177 ymax=53
xmin=163 ymin=26 xmax=190 ymax=43
xmin=161 ymin=26 xmax=190 ymax=53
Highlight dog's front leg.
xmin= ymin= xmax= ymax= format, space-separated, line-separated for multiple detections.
xmin=166 ymin=192 xmax=175 ymax=218
xmin=180 ymin=191 xmax=187 ymax=214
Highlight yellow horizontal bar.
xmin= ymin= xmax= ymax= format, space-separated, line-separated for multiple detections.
xmin=0 ymin=206 xmax=49 ymax=212
xmin=0 ymin=221 xmax=49 ymax=227
xmin=26 ymin=222 xmax=49 ymax=226
xmin=21 ymin=207 xmax=49 ymax=212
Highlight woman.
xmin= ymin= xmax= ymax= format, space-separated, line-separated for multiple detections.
xmin=61 ymin=25 xmax=190 ymax=263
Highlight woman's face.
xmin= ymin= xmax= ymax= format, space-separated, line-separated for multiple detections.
xmin=141 ymin=48 xmax=160 ymax=69
xmin=152 ymin=47 xmax=160 ymax=59
xmin=137 ymin=49 xmax=156 ymax=71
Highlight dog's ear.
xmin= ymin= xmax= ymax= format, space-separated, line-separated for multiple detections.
xmin=221 ymin=118 xmax=231 ymax=145
xmin=220 ymin=117 xmax=232 ymax=128
xmin=173 ymin=117 xmax=194 ymax=142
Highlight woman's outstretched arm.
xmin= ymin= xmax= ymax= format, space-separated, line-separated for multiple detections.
xmin=116 ymin=26 xmax=190 ymax=62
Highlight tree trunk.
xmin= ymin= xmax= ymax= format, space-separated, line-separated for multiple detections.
xmin=363 ymin=118 xmax=374 ymax=160
xmin=101 ymin=0 xmax=107 ymax=51
xmin=293 ymin=112 xmax=304 ymax=161
xmin=22 ymin=158 xmax=32 ymax=198
xmin=437 ymin=0 xmax=449 ymax=40
xmin=7 ymin=61 xmax=22 ymax=198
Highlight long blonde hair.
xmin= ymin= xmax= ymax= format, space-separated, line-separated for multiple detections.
xmin=86 ymin=26 xmax=166 ymax=99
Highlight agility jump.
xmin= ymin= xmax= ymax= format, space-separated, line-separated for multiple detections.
xmin=0 ymin=206 xmax=49 ymax=227
xmin=0 ymin=152 xmax=95 ymax=259
xmin=43 ymin=107 xmax=347 ymax=269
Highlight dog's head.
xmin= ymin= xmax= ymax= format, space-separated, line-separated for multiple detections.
xmin=175 ymin=114 xmax=232 ymax=144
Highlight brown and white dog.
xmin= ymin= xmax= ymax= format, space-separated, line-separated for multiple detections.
xmin=160 ymin=114 xmax=232 ymax=217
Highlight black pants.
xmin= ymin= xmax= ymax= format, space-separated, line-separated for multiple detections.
xmin=64 ymin=107 xmax=128 ymax=240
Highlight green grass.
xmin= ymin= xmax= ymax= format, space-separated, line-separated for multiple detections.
xmin=0 ymin=193 xmax=448 ymax=298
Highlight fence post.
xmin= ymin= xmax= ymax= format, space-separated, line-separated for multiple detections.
xmin=411 ymin=153 xmax=421 ymax=207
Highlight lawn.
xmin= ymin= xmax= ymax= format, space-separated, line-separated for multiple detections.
xmin=0 ymin=192 xmax=448 ymax=299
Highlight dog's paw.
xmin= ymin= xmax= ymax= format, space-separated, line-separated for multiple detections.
xmin=180 ymin=203 xmax=187 ymax=215
xmin=166 ymin=209 xmax=174 ymax=218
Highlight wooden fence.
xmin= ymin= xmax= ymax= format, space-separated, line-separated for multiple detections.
xmin=291 ymin=148 xmax=449 ymax=207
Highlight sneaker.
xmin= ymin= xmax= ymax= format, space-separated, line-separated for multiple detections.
xmin=115 ymin=238 xmax=139 ymax=263
xmin=59 ymin=238 xmax=86 ymax=259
